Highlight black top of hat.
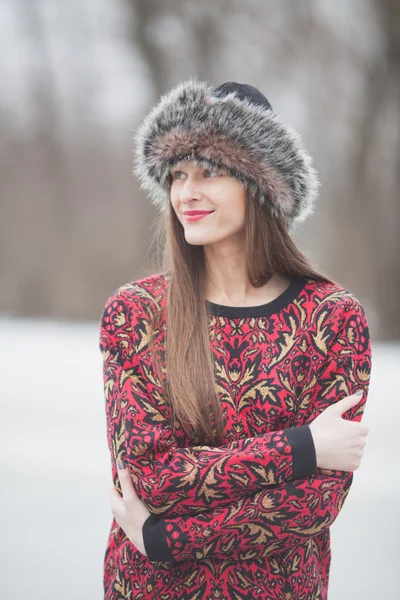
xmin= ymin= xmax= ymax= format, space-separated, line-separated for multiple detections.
xmin=212 ymin=81 xmax=273 ymax=111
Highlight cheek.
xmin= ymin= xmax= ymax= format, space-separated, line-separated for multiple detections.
xmin=218 ymin=195 xmax=246 ymax=226
xmin=221 ymin=213 xmax=245 ymax=230
xmin=220 ymin=183 xmax=246 ymax=215
xmin=212 ymin=210 xmax=245 ymax=237
xmin=169 ymin=194 xmax=179 ymax=213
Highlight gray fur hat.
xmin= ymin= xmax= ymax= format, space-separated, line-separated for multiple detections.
xmin=133 ymin=78 xmax=319 ymax=231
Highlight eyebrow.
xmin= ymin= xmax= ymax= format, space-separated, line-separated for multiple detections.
xmin=171 ymin=162 xmax=198 ymax=172
xmin=172 ymin=162 xmax=225 ymax=174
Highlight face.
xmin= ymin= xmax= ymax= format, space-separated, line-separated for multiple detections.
xmin=169 ymin=160 xmax=247 ymax=247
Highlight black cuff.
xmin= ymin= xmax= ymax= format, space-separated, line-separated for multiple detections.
xmin=285 ymin=424 xmax=317 ymax=479
xmin=142 ymin=514 xmax=174 ymax=562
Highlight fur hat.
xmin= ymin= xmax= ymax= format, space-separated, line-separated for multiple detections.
xmin=133 ymin=78 xmax=319 ymax=231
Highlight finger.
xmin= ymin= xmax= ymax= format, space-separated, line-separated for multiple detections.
xmin=333 ymin=390 xmax=364 ymax=416
xmin=343 ymin=420 xmax=370 ymax=438
xmin=109 ymin=487 xmax=124 ymax=518
xmin=116 ymin=459 xmax=137 ymax=504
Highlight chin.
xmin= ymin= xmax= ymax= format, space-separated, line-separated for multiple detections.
xmin=185 ymin=237 xmax=207 ymax=246
xmin=184 ymin=232 xmax=216 ymax=245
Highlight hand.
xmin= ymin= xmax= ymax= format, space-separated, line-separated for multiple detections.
xmin=308 ymin=390 xmax=369 ymax=471
xmin=108 ymin=459 xmax=151 ymax=556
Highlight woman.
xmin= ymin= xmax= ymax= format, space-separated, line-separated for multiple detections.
xmin=99 ymin=79 xmax=372 ymax=599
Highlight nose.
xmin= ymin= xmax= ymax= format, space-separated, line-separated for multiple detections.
xmin=179 ymin=175 xmax=200 ymax=204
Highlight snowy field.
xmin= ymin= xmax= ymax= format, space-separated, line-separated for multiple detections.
xmin=0 ymin=317 xmax=399 ymax=600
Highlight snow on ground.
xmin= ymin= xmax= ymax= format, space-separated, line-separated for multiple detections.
xmin=0 ymin=317 xmax=398 ymax=599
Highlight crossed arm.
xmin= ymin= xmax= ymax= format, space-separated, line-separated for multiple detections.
xmin=100 ymin=289 xmax=372 ymax=563
xmin=142 ymin=352 xmax=370 ymax=562
xmin=100 ymin=289 xmax=317 ymax=518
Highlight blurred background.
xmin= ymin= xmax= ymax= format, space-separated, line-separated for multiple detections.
xmin=0 ymin=0 xmax=399 ymax=598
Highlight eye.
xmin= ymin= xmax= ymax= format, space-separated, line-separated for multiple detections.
xmin=171 ymin=170 xmax=186 ymax=180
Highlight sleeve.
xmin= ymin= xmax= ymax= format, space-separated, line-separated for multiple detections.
xmin=142 ymin=298 xmax=372 ymax=562
xmin=100 ymin=288 xmax=316 ymax=518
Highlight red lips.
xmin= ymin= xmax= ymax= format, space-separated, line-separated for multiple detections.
xmin=183 ymin=210 xmax=214 ymax=215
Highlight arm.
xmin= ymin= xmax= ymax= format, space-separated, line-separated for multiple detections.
xmin=142 ymin=299 xmax=372 ymax=562
xmin=100 ymin=287 xmax=316 ymax=518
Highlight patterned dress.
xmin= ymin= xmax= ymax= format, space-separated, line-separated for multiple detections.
xmin=99 ymin=273 xmax=372 ymax=599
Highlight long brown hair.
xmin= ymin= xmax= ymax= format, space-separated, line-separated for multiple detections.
xmin=146 ymin=184 xmax=337 ymax=447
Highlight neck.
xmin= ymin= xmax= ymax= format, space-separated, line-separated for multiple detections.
xmin=204 ymin=271 xmax=293 ymax=307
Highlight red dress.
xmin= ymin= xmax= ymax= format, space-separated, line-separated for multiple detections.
xmin=99 ymin=273 xmax=372 ymax=599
